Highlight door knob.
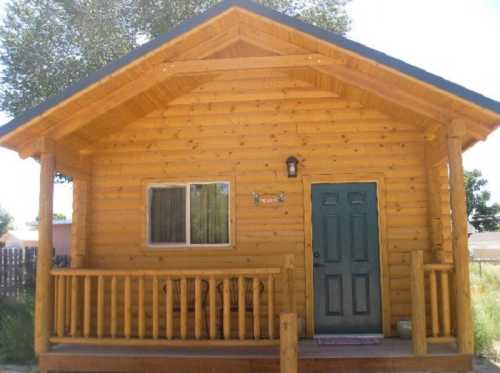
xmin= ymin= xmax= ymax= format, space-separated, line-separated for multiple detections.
xmin=313 ymin=251 xmax=320 ymax=258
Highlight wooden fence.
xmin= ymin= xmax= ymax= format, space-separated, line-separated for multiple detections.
xmin=0 ymin=247 xmax=69 ymax=299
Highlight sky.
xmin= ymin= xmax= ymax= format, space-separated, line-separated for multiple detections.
xmin=0 ymin=0 xmax=499 ymax=228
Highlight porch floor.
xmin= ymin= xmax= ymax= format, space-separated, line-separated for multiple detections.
xmin=39 ymin=338 xmax=472 ymax=373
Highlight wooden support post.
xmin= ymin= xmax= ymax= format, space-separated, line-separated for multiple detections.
xmin=447 ymin=120 xmax=474 ymax=354
xmin=35 ymin=145 xmax=55 ymax=354
xmin=71 ymin=176 xmax=88 ymax=268
xmin=411 ymin=250 xmax=427 ymax=355
xmin=280 ymin=313 xmax=298 ymax=373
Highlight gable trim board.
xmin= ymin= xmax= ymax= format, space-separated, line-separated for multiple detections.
xmin=1 ymin=0 xmax=499 ymax=147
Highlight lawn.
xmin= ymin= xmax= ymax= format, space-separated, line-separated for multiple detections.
xmin=471 ymin=262 xmax=500 ymax=360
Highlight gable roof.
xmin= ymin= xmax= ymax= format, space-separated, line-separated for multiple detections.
xmin=1 ymin=0 xmax=499 ymax=149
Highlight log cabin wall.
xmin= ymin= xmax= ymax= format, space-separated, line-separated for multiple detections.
xmin=86 ymin=68 xmax=435 ymax=335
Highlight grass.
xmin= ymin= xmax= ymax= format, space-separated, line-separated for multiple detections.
xmin=0 ymin=294 xmax=35 ymax=364
xmin=470 ymin=263 xmax=500 ymax=359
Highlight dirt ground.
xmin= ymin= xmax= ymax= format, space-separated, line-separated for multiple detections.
xmin=0 ymin=357 xmax=499 ymax=372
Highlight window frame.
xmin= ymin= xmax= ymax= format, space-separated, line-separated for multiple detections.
xmin=145 ymin=181 xmax=232 ymax=249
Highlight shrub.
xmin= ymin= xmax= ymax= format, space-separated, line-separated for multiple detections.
xmin=0 ymin=294 xmax=35 ymax=364
xmin=470 ymin=263 xmax=500 ymax=358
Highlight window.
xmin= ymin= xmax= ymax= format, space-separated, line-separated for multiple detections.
xmin=148 ymin=182 xmax=230 ymax=247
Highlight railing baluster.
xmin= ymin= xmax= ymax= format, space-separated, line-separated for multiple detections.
xmin=97 ymin=275 xmax=105 ymax=338
xmin=268 ymin=275 xmax=274 ymax=339
xmin=180 ymin=277 xmax=188 ymax=339
xmin=253 ymin=277 xmax=260 ymax=339
xmin=238 ymin=276 xmax=245 ymax=340
xmin=166 ymin=278 xmax=173 ymax=340
xmin=57 ymin=274 xmax=66 ymax=337
xmin=209 ymin=276 xmax=216 ymax=340
xmin=138 ymin=276 xmax=145 ymax=339
xmin=70 ymin=275 xmax=78 ymax=337
xmin=83 ymin=275 xmax=91 ymax=338
xmin=429 ymin=270 xmax=439 ymax=337
xmin=195 ymin=276 xmax=202 ymax=339
xmin=440 ymin=271 xmax=451 ymax=337
xmin=65 ymin=276 xmax=71 ymax=333
xmin=124 ymin=276 xmax=131 ymax=338
xmin=223 ymin=277 xmax=230 ymax=339
xmin=53 ymin=276 xmax=58 ymax=334
xmin=111 ymin=276 xmax=117 ymax=338
xmin=152 ymin=276 xmax=159 ymax=339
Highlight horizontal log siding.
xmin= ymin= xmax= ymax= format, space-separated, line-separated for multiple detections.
xmin=87 ymin=70 xmax=432 ymax=332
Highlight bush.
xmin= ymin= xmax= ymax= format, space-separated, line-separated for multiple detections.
xmin=0 ymin=295 xmax=35 ymax=364
xmin=470 ymin=263 xmax=500 ymax=358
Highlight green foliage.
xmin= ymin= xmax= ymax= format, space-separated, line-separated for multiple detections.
xmin=465 ymin=169 xmax=500 ymax=232
xmin=470 ymin=263 xmax=500 ymax=358
xmin=0 ymin=0 xmax=351 ymax=118
xmin=0 ymin=295 xmax=35 ymax=364
xmin=0 ymin=205 xmax=14 ymax=236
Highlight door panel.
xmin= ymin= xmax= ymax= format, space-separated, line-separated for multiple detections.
xmin=312 ymin=183 xmax=382 ymax=334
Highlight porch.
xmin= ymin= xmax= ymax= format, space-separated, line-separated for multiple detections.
xmin=39 ymin=339 xmax=472 ymax=373
xmin=37 ymin=254 xmax=469 ymax=372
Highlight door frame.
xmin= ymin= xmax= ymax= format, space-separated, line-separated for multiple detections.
xmin=303 ymin=173 xmax=391 ymax=337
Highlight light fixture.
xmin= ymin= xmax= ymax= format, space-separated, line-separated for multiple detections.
xmin=286 ymin=156 xmax=299 ymax=178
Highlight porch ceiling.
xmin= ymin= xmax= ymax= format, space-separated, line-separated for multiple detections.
xmin=1 ymin=1 xmax=499 ymax=162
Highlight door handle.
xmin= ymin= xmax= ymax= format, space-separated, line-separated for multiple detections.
xmin=313 ymin=263 xmax=325 ymax=268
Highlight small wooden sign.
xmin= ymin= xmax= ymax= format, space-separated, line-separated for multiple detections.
xmin=251 ymin=192 xmax=286 ymax=205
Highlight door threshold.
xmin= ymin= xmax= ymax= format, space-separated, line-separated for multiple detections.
xmin=314 ymin=334 xmax=384 ymax=339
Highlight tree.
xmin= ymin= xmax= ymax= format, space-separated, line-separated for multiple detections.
xmin=0 ymin=205 xmax=14 ymax=236
xmin=465 ymin=169 xmax=500 ymax=232
xmin=0 ymin=0 xmax=351 ymax=118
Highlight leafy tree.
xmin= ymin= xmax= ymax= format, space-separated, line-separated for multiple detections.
xmin=0 ymin=0 xmax=351 ymax=117
xmin=0 ymin=205 xmax=14 ymax=236
xmin=465 ymin=169 xmax=500 ymax=232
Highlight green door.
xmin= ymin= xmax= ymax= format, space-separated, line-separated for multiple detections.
xmin=312 ymin=183 xmax=382 ymax=334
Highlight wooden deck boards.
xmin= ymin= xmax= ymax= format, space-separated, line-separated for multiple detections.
xmin=39 ymin=338 xmax=472 ymax=373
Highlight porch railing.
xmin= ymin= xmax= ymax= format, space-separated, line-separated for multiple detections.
xmin=49 ymin=267 xmax=285 ymax=346
xmin=411 ymin=250 xmax=455 ymax=355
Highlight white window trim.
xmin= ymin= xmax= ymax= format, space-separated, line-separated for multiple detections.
xmin=146 ymin=181 xmax=231 ymax=249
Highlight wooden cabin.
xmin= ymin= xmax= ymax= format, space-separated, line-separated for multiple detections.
xmin=1 ymin=1 xmax=499 ymax=372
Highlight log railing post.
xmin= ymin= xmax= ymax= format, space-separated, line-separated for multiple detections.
xmin=280 ymin=255 xmax=298 ymax=373
xmin=35 ymin=142 xmax=55 ymax=355
xmin=411 ymin=250 xmax=427 ymax=355
xmin=282 ymin=255 xmax=296 ymax=314
xmin=447 ymin=120 xmax=474 ymax=354
xmin=280 ymin=313 xmax=298 ymax=373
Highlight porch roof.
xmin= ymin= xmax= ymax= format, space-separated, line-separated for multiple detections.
xmin=1 ymin=0 xmax=499 ymax=162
